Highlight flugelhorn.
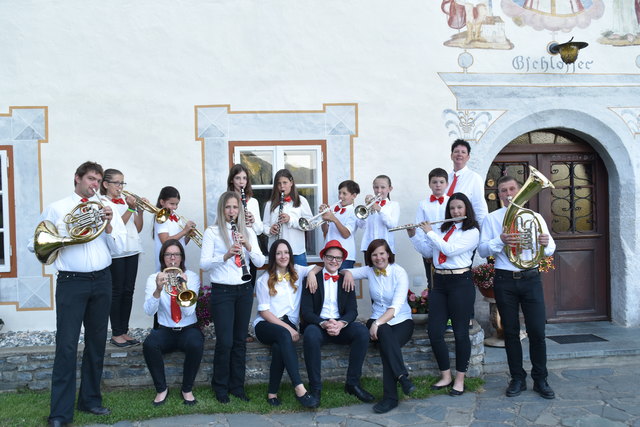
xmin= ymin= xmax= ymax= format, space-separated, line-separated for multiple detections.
xmin=388 ymin=216 xmax=467 ymax=232
xmin=230 ymin=219 xmax=252 ymax=282
xmin=163 ymin=267 xmax=197 ymax=307
xmin=502 ymin=165 xmax=555 ymax=269
xmin=354 ymin=194 xmax=382 ymax=220
xmin=121 ymin=190 xmax=170 ymax=224
xmin=34 ymin=189 xmax=108 ymax=265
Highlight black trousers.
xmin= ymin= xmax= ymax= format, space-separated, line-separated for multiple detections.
xmin=422 ymin=258 xmax=433 ymax=291
xmin=254 ymin=320 xmax=303 ymax=394
xmin=109 ymin=254 xmax=139 ymax=336
xmin=49 ymin=267 xmax=112 ymax=424
xmin=303 ymin=322 xmax=369 ymax=392
xmin=493 ymin=269 xmax=548 ymax=382
xmin=428 ymin=271 xmax=476 ymax=373
xmin=366 ymin=318 xmax=414 ymax=402
xmin=209 ymin=282 xmax=253 ymax=395
xmin=142 ymin=325 xmax=204 ymax=393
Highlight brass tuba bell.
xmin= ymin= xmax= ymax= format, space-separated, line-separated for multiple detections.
xmin=502 ymin=166 xmax=555 ymax=269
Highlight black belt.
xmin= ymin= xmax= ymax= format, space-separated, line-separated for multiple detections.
xmin=495 ymin=268 xmax=539 ymax=280
xmin=158 ymin=323 xmax=199 ymax=332
xmin=57 ymin=266 xmax=109 ymax=279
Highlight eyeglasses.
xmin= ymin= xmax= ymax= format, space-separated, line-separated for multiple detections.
xmin=107 ymin=181 xmax=127 ymax=187
xmin=324 ymin=255 xmax=343 ymax=262
xmin=164 ymin=253 xmax=182 ymax=258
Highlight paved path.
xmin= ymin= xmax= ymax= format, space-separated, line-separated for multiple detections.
xmin=91 ymin=362 xmax=640 ymax=426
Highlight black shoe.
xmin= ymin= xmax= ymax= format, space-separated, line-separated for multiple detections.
xmin=152 ymin=389 xmax=169 ymax=406
xmin=373 ymin=398 xmax=398 ymax=414
xmin=126 ymin=338 xmax=140 ymax=346
xmin=230 ymin=391 xmax=250 ymax=402
xmin=398 ymin=375 xmax=415 ymax=395
xmin=78 ymin=406 xmax=111 ymax=416
xmin=506 ymin=379 xmax=527 ymax=397
xmin=109 ymin=338 xmax=132 ymax=348
xmin=344 ymin=384 xmax=375 ymax=403
xmin=48 ymin=419 xmax=67 ymax=427
xmin=449 ymin=386 xmax=464 ymax=396
xmin=296 ymin=392 xmax=319 ymax=408
xmin=430 ymin=380 xmax=454 ymax=391
xmin=310 ymin=389 xmax=321 ymax=406
xmin=533 ymin=380 xmax=555 ymax=399
xmin=215 ymin=393 xmax=230 ymax=404
xmin=267 ymin=397 xmax=281 ymax=406
xmin=183 ymin=398 xmax=198 ymax=406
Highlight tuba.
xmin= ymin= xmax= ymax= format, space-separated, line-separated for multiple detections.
xmin=34 ymin=190 xmax=108 ymax=265
xmin=502 ymin=166 xmax=555 ymax=269
xmin=163 ymin=267 xmax=197 ymax=307
xmin=121 ymin=190 xmax=170 ymax=224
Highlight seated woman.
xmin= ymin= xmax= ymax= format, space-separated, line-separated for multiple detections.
xmin=409 ymin=192 xmax=479 ymax=396
xmin=343 ymin=239 xmax=414 ymax=414
xmin=252 ymin=239 xmax=320 ymax=408
xmin=142 ymin=239 xmax=204 ymax=406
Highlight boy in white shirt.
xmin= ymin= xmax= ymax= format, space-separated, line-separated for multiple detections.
xmin=320 ymin=180 xmax=360 ymax=270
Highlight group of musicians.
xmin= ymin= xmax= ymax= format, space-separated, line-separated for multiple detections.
xmin=35 ymin=138 xmax=556 ymax=426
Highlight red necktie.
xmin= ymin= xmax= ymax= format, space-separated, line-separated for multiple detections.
xmin=430 ymin=195 xmax=444 ymax=204
xmin=284 ymin=196 xmax=292 ymax=203
xmin=169 ymin=214 xmax=179 ymax=222
xmin=170 ymin=293 xmax=181 ymax=323
xmin=324 ymin=272 xmax=339 ymax=282
xmin=447 ymin=174 xmax=458 ymax=197
xmin=80 ymin=198 xmax=88 ymax=203
xmin=438 ymin=224 xmax=456 ymax=264
xmin=111 ymin=198 xmax=125 ymax=205
xmin=234 ymin=254 xmax=242 ymax=267
xmin=334 ymin=205 xmax=346 ymax=214
xmin=377 ymin=200 xmax=386 ymax=207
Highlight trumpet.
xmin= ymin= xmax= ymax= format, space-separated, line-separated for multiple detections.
xmin=388 ymin=216 xmax=467 ymax=232
xmin=230 ymin=219 xmax=252 ymax=282
xmin=176 ymin=215 xmax=203 ymax=248
xmin=276 ymin=191 xmax=285 ymax=239
xmin=34 ymin=188 xmax=108 ymax=265
xmin=354 ymin=194 xmax=382 ymax=220
xmin=121 ymin=190 xmax=170 ymax=224
xmin=163 ymin=267 xmax=197 ymax=308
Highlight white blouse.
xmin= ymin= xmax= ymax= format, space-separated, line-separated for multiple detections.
xmin=252 ymin=264 xmax=316 ymax=328
xmin=143 ymin=269 xmax=201 ymax=328
xmin=246 ymin=196 xmax=264 ymax=236
xmin=263 ymin=196 xmax=312 ymax=255
xmin=111 ymin=199 xmax=143 ymax=258
xmin=348 ymin=263 xmax=412 ymax=325
xmin=357 ymin=198 xmax=400 ymax=253
xmin=410 ymin=224 xmax=479 ymax=269
xmin=324 ymin=203 xmax=358 ymax=262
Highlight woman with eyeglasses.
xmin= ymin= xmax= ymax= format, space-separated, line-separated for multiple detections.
xmin=142 ymin=239 xmax=203 ymax=406
xmin=101 ymin=168 xmax=144 ymax=348
xmin=200 ymin=191 xmax=266 ymax=403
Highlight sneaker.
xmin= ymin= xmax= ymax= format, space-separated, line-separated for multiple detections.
xmin=445 ymin=319 xmax=453 ymax=334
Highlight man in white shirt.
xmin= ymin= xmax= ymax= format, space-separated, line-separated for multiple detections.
xmin=31 ymin=161 xmax=126 ymax=427
xmin=447 ymin=139 xmax=489 ymax=226
xmin=478 ymin=175 xmax=556 ymax=400
xmin=301 ymin=240 xmax=373 ymax=404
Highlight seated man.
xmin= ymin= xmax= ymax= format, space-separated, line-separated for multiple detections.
xmin=301 ymin=240 xmax=374 ymax=404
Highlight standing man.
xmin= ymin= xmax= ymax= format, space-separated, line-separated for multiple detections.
xmin=301 ymin=240 xmax=374 ymax=405
xmin=31 ymin=161 xmax=126 ymax=427
xmin=446 ymin=139 xmax=488 ymax=226
xmin=478 ymin=175 xmax=556 ymax=399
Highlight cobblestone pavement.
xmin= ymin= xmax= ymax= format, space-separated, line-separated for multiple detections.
xmin=88 ymin=362 xmax=640 ymax=426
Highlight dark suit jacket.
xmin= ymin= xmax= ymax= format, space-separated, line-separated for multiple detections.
xmin=301 ymin=271 xmax=358 ymax=333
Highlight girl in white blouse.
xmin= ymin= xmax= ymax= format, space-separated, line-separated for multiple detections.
xmin=357 ymin=175 xmax=400 ymax=254
xmin=200 ymin=191 xmax=266 ymax=403
xmin=252 ymin=239 xmax=320 ymax=408
xmin=263 ymin=169 xmax=312 ymax=265
xmin=409 ymin=192 xmax=479 ymax=397
xmin=342 ymin=239 xmax=415 ymax=414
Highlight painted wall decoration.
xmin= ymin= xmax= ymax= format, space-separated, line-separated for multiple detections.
xmin=501 ymin=0 xmax=605 ymax=32
xmin=599 ymin=0 xmax=640 ymax=46
xmin=442 ymin=0 xmax=514 ymax=49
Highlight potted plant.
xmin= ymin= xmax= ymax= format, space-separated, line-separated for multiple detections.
xmin=407 ymin=289 xmax=429 ymax=324
xmin=472 ymin=258 xmax=496 ymax=299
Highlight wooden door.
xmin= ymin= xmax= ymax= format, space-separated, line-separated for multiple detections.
xmin=486 ymin=130 xmax=610 ymax=322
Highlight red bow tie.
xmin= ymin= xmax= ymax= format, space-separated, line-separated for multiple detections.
xmin=430 ymin=195 xmax=444 ymax=205
xmin=376 ymin=200 xmax=386 ymax=207
xmin=283 ymin=196 xmax=292 ymax=203
xmin=80 ymin=198 xmax=89 ymax=203
xmin=169 ymin=214 xmax=179 ymax=222
xmin=324 ymin=272 xmax=339 ymax=282
xmin=112 ymin=198 xmax=125 ymax=205
xmin=334 ymin=205 xmax=346 ymax=214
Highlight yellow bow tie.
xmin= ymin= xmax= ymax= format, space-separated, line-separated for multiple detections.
xmin=374 ymin=268 xmax=387 ymax=277
xmin=277 ymin=272 xmax=291 ymax=282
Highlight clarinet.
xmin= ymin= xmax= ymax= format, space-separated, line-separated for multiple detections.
xmin=230 ymin=219 xmax=252 ymax=282
xmin=240 ymin=186 xmax=251 ymax=228
xmin=277 ymin=191 xmax=285 ymax=239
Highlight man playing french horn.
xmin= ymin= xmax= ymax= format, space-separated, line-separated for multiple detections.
xmin=478 ymin=173 xmax=556 ymax=401
xmin=29 ymin=161 xmax=126 ymax=427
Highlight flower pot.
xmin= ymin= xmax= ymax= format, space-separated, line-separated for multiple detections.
xmin=478 ymin=287 xmax=495 ymax=299
xmin=412 ymin=313 xmax=428 ymax=325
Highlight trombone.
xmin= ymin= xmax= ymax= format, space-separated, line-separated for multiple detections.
xmin=163 ymin=267 xmax=197 ymax=307
xmin=354 ymin=194 xmax=382 ymax=220
xmin=122 ymin=190 xmax=170 ymax=224
xmin=388 ymin=216 xmax=467 ymax=232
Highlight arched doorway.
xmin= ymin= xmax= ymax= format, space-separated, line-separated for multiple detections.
xmin=485 ymin=129 xmax=610 ymax=323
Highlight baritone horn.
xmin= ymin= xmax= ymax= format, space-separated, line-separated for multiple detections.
xmin=34 ymin=189 xmax=107 ymax=265
xmin=121 ymin=190 xmax=170 ymax=224
xmin=502 ymin=165 xmax=555 ymax=269
xmin=163 ymin=267 xmax=197 ymax=307
xmin=354 ymin=194 xmax=382 ymax=220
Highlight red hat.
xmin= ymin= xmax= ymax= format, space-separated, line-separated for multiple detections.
xmin=320 ymin=240 xmax=348 ymax=260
